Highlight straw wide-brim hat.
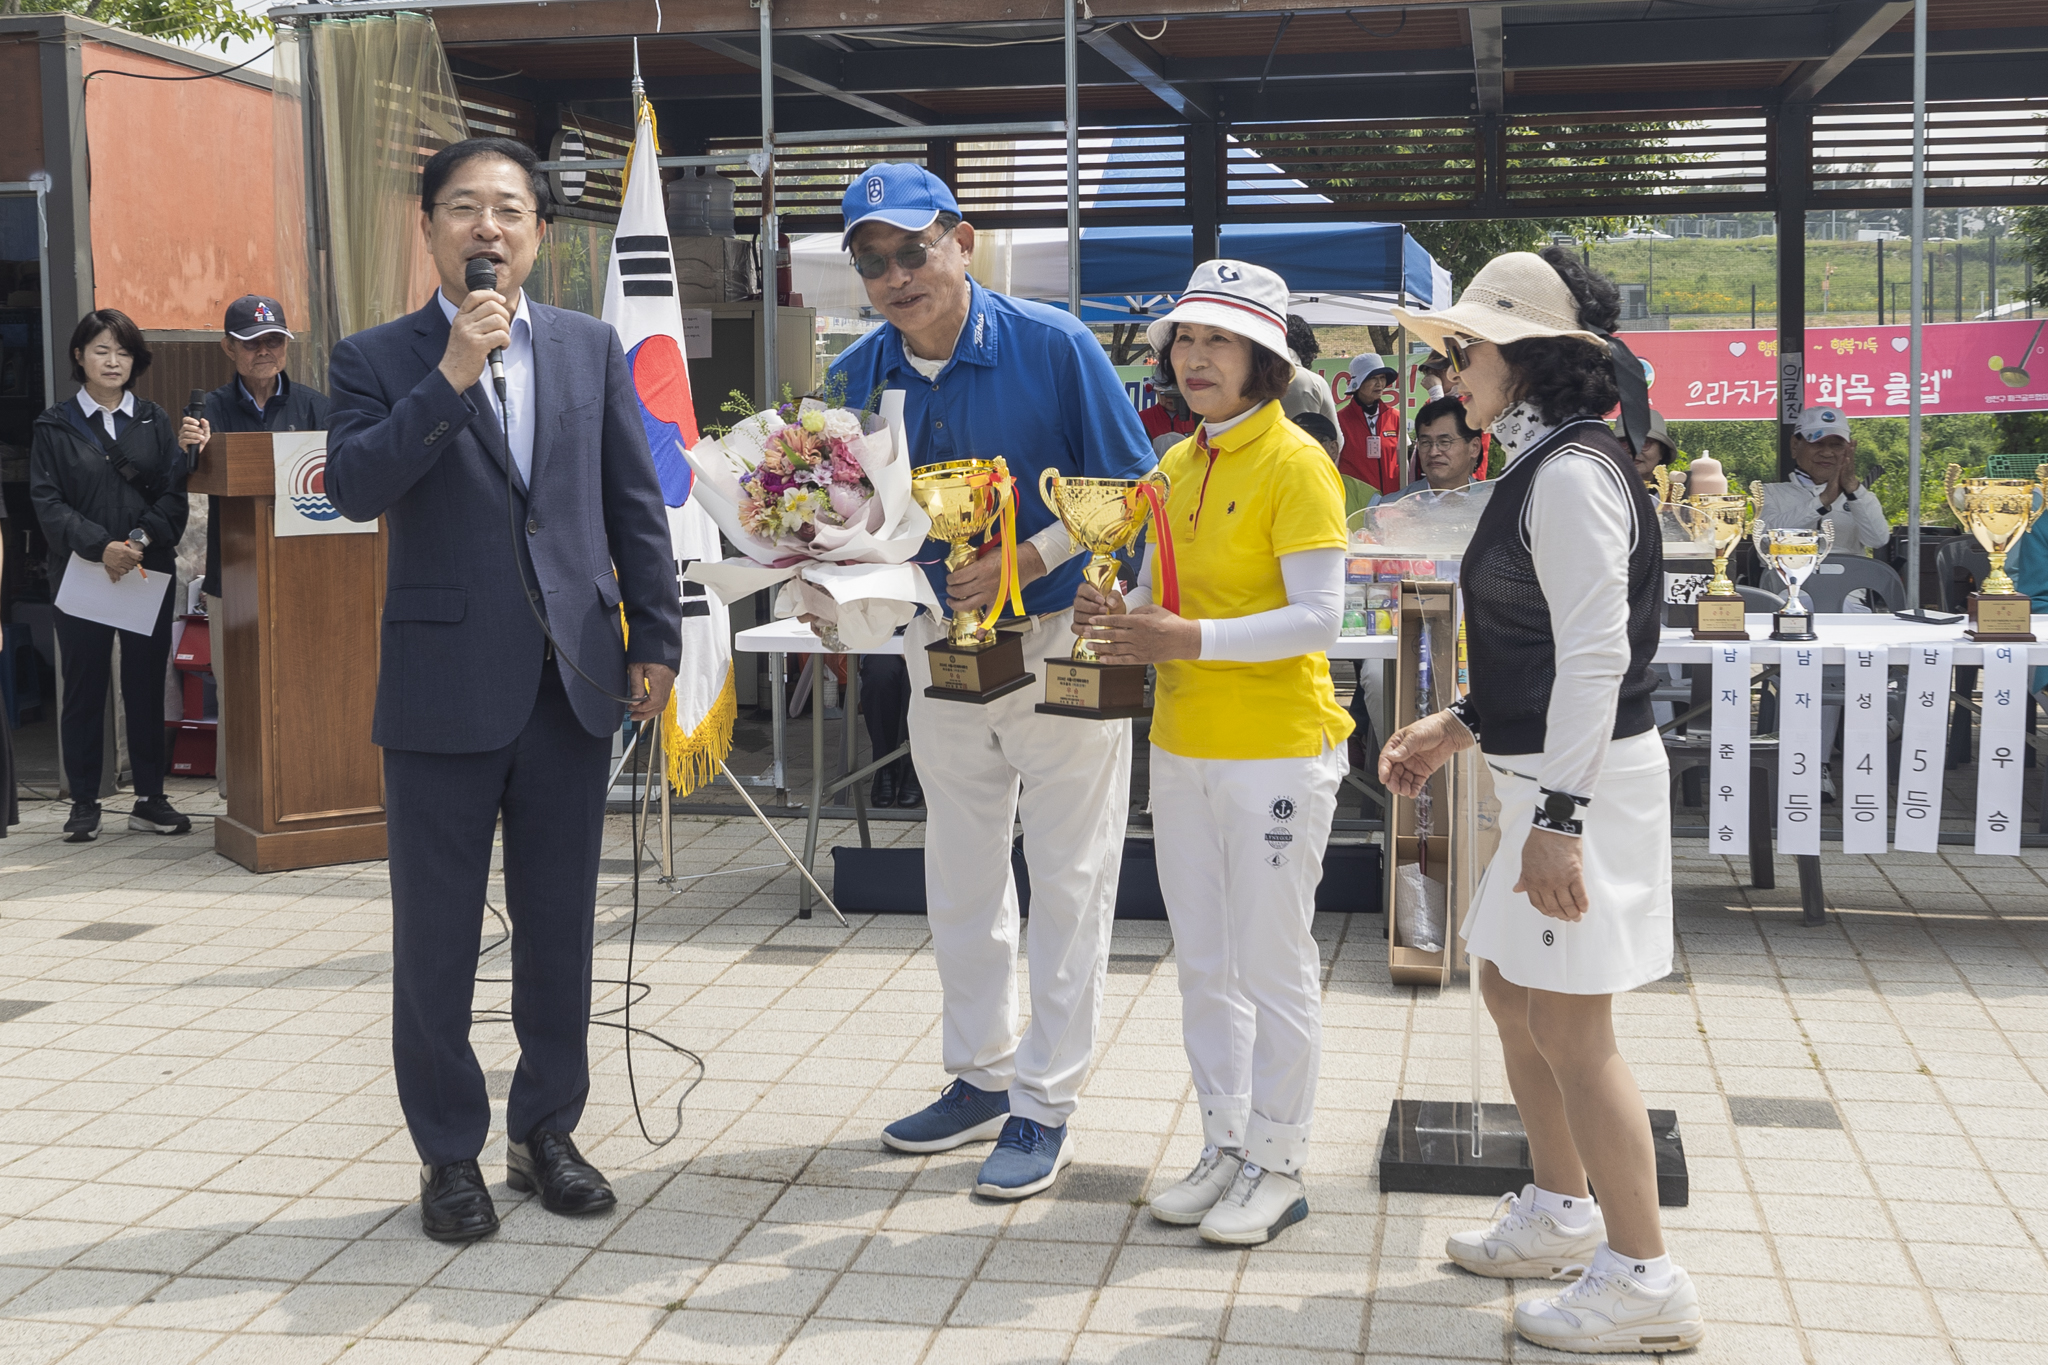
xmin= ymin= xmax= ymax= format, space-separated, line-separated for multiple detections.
xmin=1145 ymin=259 xmax=1294 ymax=369
xmin=1392 ymin=251 xmax=1608 ymax=356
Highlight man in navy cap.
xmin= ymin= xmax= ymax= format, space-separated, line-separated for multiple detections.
xmin=828 ymin=163 xmax=1154 ymax=1200
xmin=178 ymin=294 xmax=329 ymax=794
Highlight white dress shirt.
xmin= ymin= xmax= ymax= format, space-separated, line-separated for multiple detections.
xmin=75 ymin=387 xmax=136 ymax=441
xmin=438 ymin=286 xmax=536 ymax=486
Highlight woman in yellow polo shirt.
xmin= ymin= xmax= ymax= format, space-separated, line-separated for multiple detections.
xmin=1076 ymin=260 xmax=1351 ymax=1247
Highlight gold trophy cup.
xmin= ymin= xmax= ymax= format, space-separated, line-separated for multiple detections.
xmin=1035 ymin=468 xmax=1170 ymax=720
xmin=1689 ymin=488 xmax=1755 ymax=640
xmin=1947 ymin=463 xmax=2048 ymax=642
xmin=908 ymin=459 xmax=1035 ymax=703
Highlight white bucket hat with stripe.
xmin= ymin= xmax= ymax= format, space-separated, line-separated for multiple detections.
xmin=1146 ymin=259 xmax=1293 ymax=368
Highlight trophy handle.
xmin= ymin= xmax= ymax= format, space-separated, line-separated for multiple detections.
xmin=1945 ymin=463 xmax=1965 ymax=517
xmin=1817 ymin=518 xmax=1835 ymax=556
xmin=1652 ymin=466 xmax=1671 ymax=506
xmin=1037 ymin=465 xmax=1058 ymax=515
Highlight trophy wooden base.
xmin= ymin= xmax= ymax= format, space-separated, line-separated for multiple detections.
xmin=1769 ymin=609 xmax=1817 ymax=641
xmin=1966 ymin=592 xmax=2037 ymax=642
xmin=1035 ymin=657 xmax=1150 ymax=721
xmin=924 ymin=631 xmax=1036 ymax=703
xmin=1691 ymin=594 xmax=1751 ymax=641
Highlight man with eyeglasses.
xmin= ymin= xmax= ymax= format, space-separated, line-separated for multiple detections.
xmin=177 ymin=295 xmax=328 ymax=797
xmin=1372 ymin=396 xmax=1489 ymax=503
xmin=827 ymin=163 xmax=1154 ymax=1200
xmin=325 ymin=137 xmax=682 ymax=1245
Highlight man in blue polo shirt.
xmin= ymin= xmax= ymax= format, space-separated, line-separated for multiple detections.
xmin=830 ymin=164 xmax=1154 ymax=1199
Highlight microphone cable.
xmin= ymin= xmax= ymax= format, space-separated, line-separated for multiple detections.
xmin=471 ymin=718 xmax=704 ymax=1150
xmin=462 ymin=261 xmax=702 ymax=1146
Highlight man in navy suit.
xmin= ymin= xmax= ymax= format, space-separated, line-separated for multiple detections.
xmin=326 ymin=137 xmax=681 ymax=1243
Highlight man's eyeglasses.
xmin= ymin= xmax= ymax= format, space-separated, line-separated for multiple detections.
xmin=432 ymin=202 xmax=534 ymax=228
xmin=1414 ymin=436 xmax=1476 ymax=452
xmin=850 ymin=224 xmax=957 ymax=280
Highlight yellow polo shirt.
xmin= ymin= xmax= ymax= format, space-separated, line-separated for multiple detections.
xmin=1151 ymin=401 xmax=1355 ymax=761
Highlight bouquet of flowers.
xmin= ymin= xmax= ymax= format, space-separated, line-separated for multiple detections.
xmin=682 ymin=389 xmax=938 ymax=651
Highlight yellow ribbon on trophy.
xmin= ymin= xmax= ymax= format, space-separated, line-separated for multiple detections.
xmin=977 ymin=458 xmax=1028 ymax=636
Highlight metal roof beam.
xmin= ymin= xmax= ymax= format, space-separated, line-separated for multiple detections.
xmin=1082 ymin=23 xmax=1215 ymax=119
xmin=1471 ymin=4 xmax=1504 ymax=116
xmin=689 ymin=32 xmax=937 ymax=125
xmin=1783 ymin=0 xmax=1915 ymax=103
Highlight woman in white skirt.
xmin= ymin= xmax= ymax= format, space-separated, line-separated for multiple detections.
xmin=1380 ymin=247 xmax=1706 ymax=1355
xmin=1076 ymin=259 xmax=1351 ymax=1246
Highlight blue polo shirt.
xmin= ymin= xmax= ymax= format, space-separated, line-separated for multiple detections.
xmin=828 ymin=277 xmax=1155 ymax=618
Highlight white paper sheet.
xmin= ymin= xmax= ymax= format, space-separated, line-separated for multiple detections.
xmin=1975 ymin=644 xmax=2030 ymax=856
xmin=1709 ymin=643 xmax=1751 ymax=858
xmin=53 ymin=551 xmax=171 ymax=634
xmin=1777 ymin=645 xmax=1823 ymax=856
xmin=1841 ymin=648 xmax=1889 ymax=854
xmin=1892 ymin=645 xmax=1952 ymax=853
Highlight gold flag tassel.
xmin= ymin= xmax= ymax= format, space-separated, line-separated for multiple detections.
xmin=623 ymin=606 xmax=738 ymax=799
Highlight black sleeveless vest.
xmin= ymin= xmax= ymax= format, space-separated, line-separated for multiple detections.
xmin=1460 ymin=419 xmax=1661 ymax=759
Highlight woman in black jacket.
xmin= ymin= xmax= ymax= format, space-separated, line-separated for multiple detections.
xmin=28 ymin=309 xmax=198 ymax=841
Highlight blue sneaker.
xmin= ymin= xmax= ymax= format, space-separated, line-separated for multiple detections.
xmin=881 ymin=1079 xmax=1010 ymax=1154
xmin=973 ymin=1117 xmax=1074 ymax=1200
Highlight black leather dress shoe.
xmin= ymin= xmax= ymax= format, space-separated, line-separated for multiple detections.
xmin=896 ymin=765 xmax=923 ymax=808
xmin=420 ymin=1159 xmax=499 ymax=1242
xmin=871 ymin=766 xmax=898 ymax=809
xmin=507 ymin=1129 xmax=617 ymax=1215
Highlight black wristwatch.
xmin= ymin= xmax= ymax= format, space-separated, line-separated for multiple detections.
xmin=1534 ymin=787 xmax=1589 ymax=836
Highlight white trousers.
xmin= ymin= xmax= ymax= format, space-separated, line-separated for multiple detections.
xmin=1149 ymin=741 xmax=1346 ymax=1175
xmin=905 ymin=608 xmax=1131 ymax=1127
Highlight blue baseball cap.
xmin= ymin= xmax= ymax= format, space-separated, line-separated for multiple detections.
xmin=839 ymin=163 xmax=960 ymax=250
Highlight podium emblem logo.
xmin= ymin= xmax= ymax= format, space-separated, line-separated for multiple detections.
xmin=287 ymin=448 xmax=342 ymax=521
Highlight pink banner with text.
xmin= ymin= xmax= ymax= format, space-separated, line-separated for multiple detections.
xmin=1626 ymin=319 xmax=2048 ymax=420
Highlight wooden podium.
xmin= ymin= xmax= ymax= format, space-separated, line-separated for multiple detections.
xmin=190 ymin=432 xmax=388 ymax=871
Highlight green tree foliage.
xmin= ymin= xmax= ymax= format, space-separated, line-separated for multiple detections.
xmin=1999 ymin=206 xmax=2048 ymax=455
xmin=5 ymin=0 xmax=266 ymax=49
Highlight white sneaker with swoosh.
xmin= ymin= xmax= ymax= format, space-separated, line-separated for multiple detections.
xmin=1514 ymin=1260 xmax=1706 ymax=1354
xmin=1446 ymin=1186 xmax=1606 ymax=1279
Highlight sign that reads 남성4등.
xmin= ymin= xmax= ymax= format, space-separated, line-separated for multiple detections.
xmin=272 ymin=432 xmax=375 ymax=538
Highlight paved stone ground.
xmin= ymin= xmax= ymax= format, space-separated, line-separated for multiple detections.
xmin=3 ymin=776 xmax=2047 ymax=1364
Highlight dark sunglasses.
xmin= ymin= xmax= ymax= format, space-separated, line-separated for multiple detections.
xmin=1442 ymin=336 xmax=1480 ymax=375
xmin=849 ymin=224 xmax=957 ymax=280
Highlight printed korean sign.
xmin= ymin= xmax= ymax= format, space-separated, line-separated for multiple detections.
xmin=1624 ymin=319 xmax=2048 ymax=420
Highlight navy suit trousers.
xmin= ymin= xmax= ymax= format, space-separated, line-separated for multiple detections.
xmin=384 ymin=659 xmax=611 ymax=1167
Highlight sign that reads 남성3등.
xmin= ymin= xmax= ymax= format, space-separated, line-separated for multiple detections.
xmin=1624 ymin=319 xmax=2048 ymax=420
xmin=272 ymin=432 xmax=375 ymax=538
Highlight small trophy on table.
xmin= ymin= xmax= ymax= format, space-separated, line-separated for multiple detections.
xmin=909 ymin=458 xmax=1036 ymax=703
xmin=1035 ymin=468 xmax=1172 ymax=720
xmin=1946 ymin=463 xmax=2048 ymax=642
xmin=1750 ymin=479 xmax=1833 ymax=642
xmin=1684 ymin=456 xmax=1754 ymax=640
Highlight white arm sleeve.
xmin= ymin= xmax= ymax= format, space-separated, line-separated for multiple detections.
xmin=1529 ymin=451 xmax=1640 ymax=801
xmin=1841 ymin=487 xmax=1892 ymax=553
xmin=1026 ymin=518 xmax=1080 ymax=572
xmin=1197 ymin=548 xmax=1345 ymax=662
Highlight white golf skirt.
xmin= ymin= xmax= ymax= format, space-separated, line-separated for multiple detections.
xmin=1462 ymin=729 xmax=1673 ymax=996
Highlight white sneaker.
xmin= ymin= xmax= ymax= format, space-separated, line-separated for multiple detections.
xmin=1446 ymin=1186 xmax=1607 ymax=1278
xmin=1515 ymin=1261 xmax=1706 ymax=1354
xmin=1148 ymin=1145 xmax=1244 ymax=1225
xmin=1197 ymin=1162 xmax=1308 ymax=1246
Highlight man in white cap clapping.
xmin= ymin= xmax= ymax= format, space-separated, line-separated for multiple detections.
xmin=1757 ymin=405 xmax=1889 ymax=554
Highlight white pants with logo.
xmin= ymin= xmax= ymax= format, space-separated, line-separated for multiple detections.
xmin=904 ymin=608 xmax=1131 ymax=1127
xmin=1149 ymin=741 xmax=1347 ymax=1175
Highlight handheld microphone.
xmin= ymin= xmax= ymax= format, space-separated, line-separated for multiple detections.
xmin=464 ymin=256 xmax=508 ymax=399
xmin=183 ymin=388 xmax=206 ymax=475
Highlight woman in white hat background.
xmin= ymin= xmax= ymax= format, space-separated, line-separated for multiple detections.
xmin=1074 ymin=259 xmax=1352 ymax=1246
xmin=1379 ymin=247 xmax=1706 ymax=1354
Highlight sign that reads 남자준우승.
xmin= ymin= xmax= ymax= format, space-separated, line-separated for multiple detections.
xmin=273 ymin=432 xmax=375 ymax=538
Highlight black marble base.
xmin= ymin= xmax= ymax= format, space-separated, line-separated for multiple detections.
xmin=1376 ymin=1100 xmax=1689 ymax=1207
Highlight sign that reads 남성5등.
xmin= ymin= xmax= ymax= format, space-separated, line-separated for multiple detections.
xmin=1624 ymin=319 xmax=2048 ymax=420
xmin=272 ymin=432 xmax=375 ymax=538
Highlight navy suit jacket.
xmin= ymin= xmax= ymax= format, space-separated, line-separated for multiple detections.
xmin=326 ymin=296 xmax=682 ymax=754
